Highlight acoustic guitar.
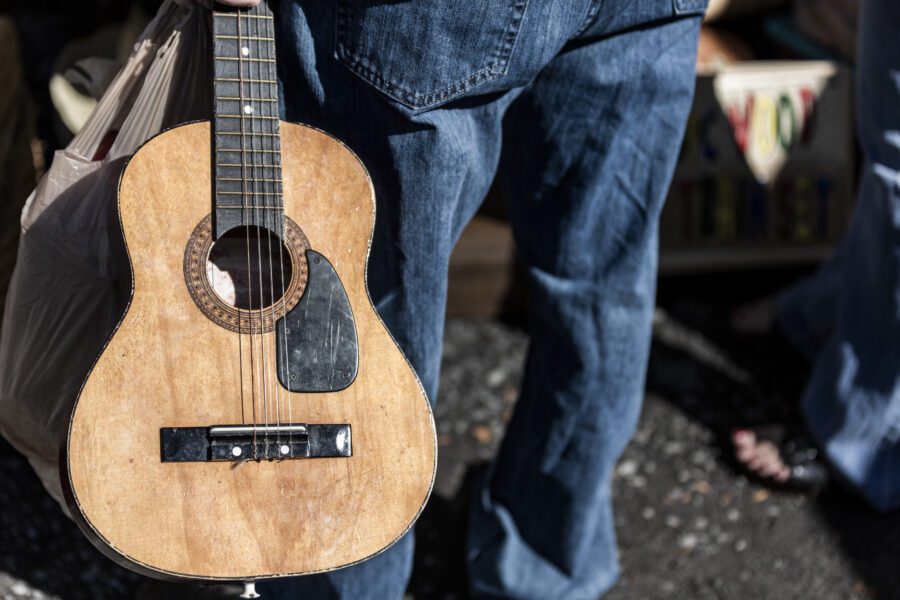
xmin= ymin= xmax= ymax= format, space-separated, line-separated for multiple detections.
xmin=61 ymin=2 xmax=436 ymax=594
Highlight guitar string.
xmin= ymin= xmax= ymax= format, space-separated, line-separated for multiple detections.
xmin=235 ymin=8 xmax=259 ymax=457
xmin=250 ymin=5 xmax=269 ymax=448
xmin=257 ymin=3 xmax=287 ymax=454
xmin=267 ymin=4 xmax=296 ymax=449
xmin=231 ymin=11 xmax=246 ymax=430
xmin=256 ymin=3 xmax=283 ymax=453
xmin=247 ymin=5 xmax=273 ymax=453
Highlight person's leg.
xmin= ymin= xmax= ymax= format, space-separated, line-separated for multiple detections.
xmin=467 ymin=8 xmax=703 ymax=599
xmin=738 ymin=0 xmax=900 ymax=505
xmin=263 ymin=1 xmax=585 ymax=597
xmin=261 ymin=10 xmax=503 ymax=600
xmin=727 ymin=241 xmax=842 ymax=357
xmin=774 ymin=241 xmax=845 ymax=361
xmin=731 ymin=220 xmax=845 ymax=362
xmin=799 ymin=0 xmax=900 ymax=511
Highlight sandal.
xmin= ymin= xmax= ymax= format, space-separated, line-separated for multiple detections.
xmin=729 ymin=419 xmax=830 ymax=492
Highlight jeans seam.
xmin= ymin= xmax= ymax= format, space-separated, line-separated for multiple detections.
xmin=571 ymin=0 xmax=603 ymax=39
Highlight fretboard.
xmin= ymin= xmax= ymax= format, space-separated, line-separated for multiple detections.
xmin=212 ymin=1 xmax=282 ymax=238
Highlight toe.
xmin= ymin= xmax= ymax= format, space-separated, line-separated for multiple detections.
xmin=749 ymin=442 xmax=783 ymax=477
xmin=746 ymin=454 xmax=764 ymax=471
xmin=732 ymin=429 xmax=757 ymax=452
xmin=736 ymin=443 xmax=755 ymax=462
xmin=774 ymin=466 xmax=791 ymax=482
xmin=758 ymin=459 xmax=784 ymax=478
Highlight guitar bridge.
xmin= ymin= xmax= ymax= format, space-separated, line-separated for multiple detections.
xmin=160 ymin=424 xmax=351 ymax=462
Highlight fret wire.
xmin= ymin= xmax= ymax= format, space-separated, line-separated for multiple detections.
xmin=217 ymin=97 xmax=278 ymax=102
xmin=215 ymin=13 xmax=274 ymax=19
xmin=217 ymin=133 xmax=280 ymax=139
xmin=218 ymin=150 xmax=281 ymax=155
xmin=214 ymin=35 xmax=274 ymax=41
xmin=217 ymin=110 xmax=280 ymax=117
xmin=220 ymin=177 xmax=283 ymax=183
xmin=215 ymin=77 xmax=277 ymax=83
xmin=216 ymin=57 xmax=277 ymax=63
xmin=218 ymin=160 xmax=281 ymax=164
xmin=218 ymin=163 xmax=281 ymax=168
xmin=218 ymin=191 xmax=284 ymax=196
xmin=217 ymin=206 xmax=283 ymax=209
xmin=218 ymin=115 xmax=279 ymax=120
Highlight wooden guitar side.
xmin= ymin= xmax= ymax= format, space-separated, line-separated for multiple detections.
xmin=63 ymin=121 xmax=437 ymax=581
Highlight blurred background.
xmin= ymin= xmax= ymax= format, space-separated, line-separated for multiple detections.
xmin=1 ymin=0 xmax=898 ymax=598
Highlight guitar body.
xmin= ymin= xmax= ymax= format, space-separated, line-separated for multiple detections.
xmin=62 ymin=121 xmax=436 ymax=581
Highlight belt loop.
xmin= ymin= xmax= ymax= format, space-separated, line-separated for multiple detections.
xmin=673 ymin=0 xmax=708 ymax=15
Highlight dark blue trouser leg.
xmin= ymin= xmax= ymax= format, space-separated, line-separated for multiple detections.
xmin=466 ymin=16 xmax=702 ymax=600
xmin=778 ymin=0 xmax=900 ymax=511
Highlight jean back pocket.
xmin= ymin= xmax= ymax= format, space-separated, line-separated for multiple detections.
xmin=336 ymin=0 xmax=528 ymax=110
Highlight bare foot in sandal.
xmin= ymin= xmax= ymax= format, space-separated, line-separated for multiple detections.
xmin=730 ymin=424 xmax=829 ymax=491
xmin=732 ymin=428 xmax=791 ymax=483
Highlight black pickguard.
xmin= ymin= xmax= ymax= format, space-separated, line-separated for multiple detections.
xmin=276 ymin=250 xmax=359 ymax=392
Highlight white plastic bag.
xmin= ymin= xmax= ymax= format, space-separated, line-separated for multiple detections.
xmin=0 ymin=0 xmax=212 ymax=510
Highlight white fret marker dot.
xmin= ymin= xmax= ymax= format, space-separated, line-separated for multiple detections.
xmin=244 ymin=105 xmax=253 ymax=115
xmin=241 ymin=46 xmax=250 ymax=56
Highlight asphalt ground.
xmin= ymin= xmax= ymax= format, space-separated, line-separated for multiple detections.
xmin=2 ymin=308 xmax=899 ymax=600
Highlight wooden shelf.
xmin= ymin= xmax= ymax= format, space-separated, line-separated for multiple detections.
xmin=659 ymin=244 xmax=834 ymax=274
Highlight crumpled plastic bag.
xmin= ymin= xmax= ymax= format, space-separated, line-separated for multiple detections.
xmin=0 ymin=0 xmax=212 ymax=511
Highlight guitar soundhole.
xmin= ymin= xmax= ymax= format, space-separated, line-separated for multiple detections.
xmin=208 ymin=226 xmax=293 ymax=310
xmin=184 ymin=215 xmax=311 ymax=333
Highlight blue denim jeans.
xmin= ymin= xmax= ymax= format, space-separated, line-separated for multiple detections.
xmin=777 ymin=0 xmax=900 ymax=512
xmin=263 ymin=1 xmax=703 ymax=598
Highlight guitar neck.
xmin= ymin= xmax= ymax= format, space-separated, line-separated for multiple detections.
xmin=211 ymin=1 xmax=283 ymax=238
